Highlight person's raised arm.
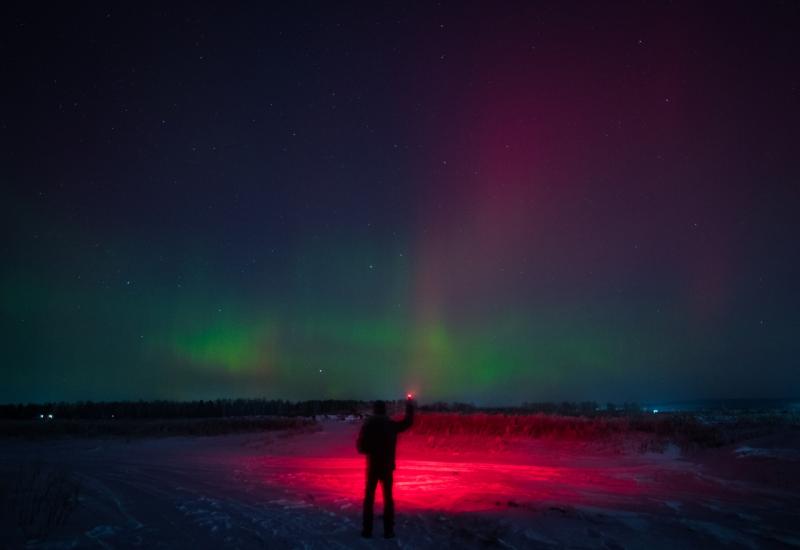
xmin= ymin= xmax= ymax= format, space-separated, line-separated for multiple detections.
xmin=396 ymin=395 xmax=415 ymax=432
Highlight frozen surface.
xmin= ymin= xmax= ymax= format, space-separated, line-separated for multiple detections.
xmin=1 ymin=420 xmax=799 ymax=548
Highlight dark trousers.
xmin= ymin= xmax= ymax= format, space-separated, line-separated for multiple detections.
xmin=362 ymin=467 xmax=394 ymax=534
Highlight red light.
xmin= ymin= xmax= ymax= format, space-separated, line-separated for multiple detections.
xmin=407 ymin=393 xmax=413 ymax=400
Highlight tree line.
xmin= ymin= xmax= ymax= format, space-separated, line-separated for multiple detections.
xmin=0 ymin=398 xmax=644 ymax=420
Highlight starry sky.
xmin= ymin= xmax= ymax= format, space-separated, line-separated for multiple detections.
xmin=2 ymin=2 xmax=799 ymax=405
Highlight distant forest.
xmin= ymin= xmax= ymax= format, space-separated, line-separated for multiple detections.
xmin=0 ymin=399 xmax=645 ymax=420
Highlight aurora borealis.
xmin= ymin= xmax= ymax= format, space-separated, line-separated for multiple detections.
xmin=2 ymin=2 xmax=798 ymax=404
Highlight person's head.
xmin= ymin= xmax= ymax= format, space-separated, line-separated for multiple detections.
xmin=373 ymin=400 xmax=386 ymax=415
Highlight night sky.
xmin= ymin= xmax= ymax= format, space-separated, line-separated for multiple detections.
xmin=2 ymin=2 xmax=799 ymax=404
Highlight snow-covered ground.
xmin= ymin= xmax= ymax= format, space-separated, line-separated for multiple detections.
xmin=1 ymin=419 xmax=799 ymax=548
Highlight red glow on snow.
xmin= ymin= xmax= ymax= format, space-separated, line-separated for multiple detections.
xmin=255 ymin=456 xmax=581 ymax=512
xmin=248 ymin=427 xmax=653 ymax=514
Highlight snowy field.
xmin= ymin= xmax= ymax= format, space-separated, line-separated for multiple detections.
xmin=2 ymin=418 xmax=799 ymax=549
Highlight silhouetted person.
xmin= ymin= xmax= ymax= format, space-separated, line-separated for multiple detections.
xmin=357 ymin=396 xmax=414 ymax=538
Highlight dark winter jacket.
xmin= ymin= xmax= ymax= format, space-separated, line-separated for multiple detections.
xmin=356 ymin=401 xmax=414 ymax=471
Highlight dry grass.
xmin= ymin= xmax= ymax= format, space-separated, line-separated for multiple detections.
xmin=1 ymin=464 xmax=81 ymax=542
xmin=0 ymin=415 xmax=317 ymax=439
xmin=408 ymin=411 xmax=799 ymax=450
